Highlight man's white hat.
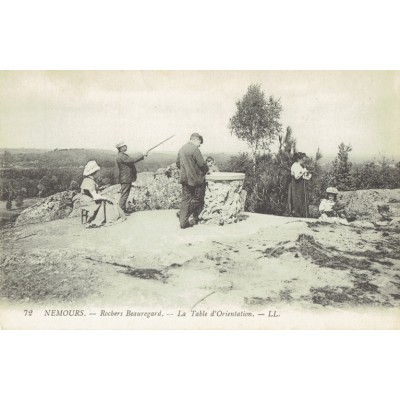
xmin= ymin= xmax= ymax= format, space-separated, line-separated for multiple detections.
xmin=326 ymin=187 xmax=339 ymax=194
xmin=83 ymin=160 xmax=101 ymax=176
xmin=116 ymin=141 xmax=127 ymax=149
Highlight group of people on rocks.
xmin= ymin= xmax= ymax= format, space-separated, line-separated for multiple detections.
xmin=77 ymin=134 xmax=350 ymax=229
xmin=75 ymin=140 xmax=147 ymax=228
xmin=77 ymin=133 xmax=219 ymax=229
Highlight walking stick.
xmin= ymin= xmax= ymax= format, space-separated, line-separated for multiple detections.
xmin=304 ymin=179 xmax=308 ymax=218
xmin=145 ymin=135 xmax=175 ymax=154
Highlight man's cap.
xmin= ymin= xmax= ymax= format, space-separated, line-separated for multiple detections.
xmin=116 ymin=141 xmax=127 ymax=149
xmin=190 ymin=132 xmax=203 ymax=144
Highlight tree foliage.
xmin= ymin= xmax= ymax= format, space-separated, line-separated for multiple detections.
xmin=229 ymin=84 xmax=282 ymax=165
xmin=328 ymin=143 xmax=353 ymax=190
xmin=226 ymin=126 xmax=310 ymax=215
xmin=350 ymin=157 xmax=400 ymax=190
xmin=278 ymin=126 xmax=297 ymax=154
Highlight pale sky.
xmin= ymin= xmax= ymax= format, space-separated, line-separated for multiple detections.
xmin=0 ymin=71 xmax=399 ymax=157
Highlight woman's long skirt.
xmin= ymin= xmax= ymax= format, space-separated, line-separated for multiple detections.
xmin=77 ymin=195 xmax=126 ymax=227
xmin=288 ymin=178 xmax=309 ymax=218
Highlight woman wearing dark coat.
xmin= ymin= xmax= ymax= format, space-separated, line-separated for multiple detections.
xmin=288 ymin=152 xmax=312 ymax=217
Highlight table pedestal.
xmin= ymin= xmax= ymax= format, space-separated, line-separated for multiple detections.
xmin=199 ymin=172 xmax=246 ymax=225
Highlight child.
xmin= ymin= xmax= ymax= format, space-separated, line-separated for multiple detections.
xmin=319 ymin=187 xmax=349 ymax=225
xmin=206 ymin=156 xmax=220 ymax=173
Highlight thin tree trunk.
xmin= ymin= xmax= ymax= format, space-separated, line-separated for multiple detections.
xmin=252 ymin=150 xmax=258 ymax=211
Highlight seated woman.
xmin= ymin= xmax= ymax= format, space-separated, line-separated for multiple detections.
xmin=319 ymin=187 xmax=349 ymax=225
xmin=78 ymin=160 xmax=126 ymax=228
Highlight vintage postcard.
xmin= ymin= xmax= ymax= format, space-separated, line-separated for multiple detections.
xmin=0 ymin=70 xmax=399 ymax=329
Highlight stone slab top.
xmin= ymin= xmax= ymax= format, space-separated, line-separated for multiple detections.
xmin=206 ymin=172 xmax=245 ymax=181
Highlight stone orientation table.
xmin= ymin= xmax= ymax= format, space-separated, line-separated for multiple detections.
xmin=199 ymin=172 xmax=246 ymax=225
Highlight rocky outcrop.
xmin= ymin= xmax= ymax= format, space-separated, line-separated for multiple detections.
xmin=338 ymin=189 xmax=400 ymax=225
xmin=70 ymin=172 xmax=181 ymax=217
xmin=119 ymin=173 xmax=181 ymax=211
xmin=15 ymin=171 xmax=246 ymax=228
xmin=153 ymin=163 xmax=179 ymax=179
xmin=199 ymin=173 xmax=245 ymax=225
xmin=15 ymin=191 xmax=76 ymax=227
xmin=14 ymin=173 xmax=181 ymax=226
xmin=16 ymin=174 xmax=400 ymax=230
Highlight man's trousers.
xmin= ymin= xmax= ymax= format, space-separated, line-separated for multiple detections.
xmin=179 ymin=183 xmax=206 ymax=227
xmin=119 ymin=183 xmax=132 ymax=211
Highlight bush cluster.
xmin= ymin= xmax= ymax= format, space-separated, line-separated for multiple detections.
xmin=226 ymin=144 xmax=400 ymax=215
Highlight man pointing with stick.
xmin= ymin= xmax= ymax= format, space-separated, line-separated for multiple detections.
xmin=116 ymin=135 xmax=175 ymax=215
xmin=116 ymin=141 xmax=147 ymax=214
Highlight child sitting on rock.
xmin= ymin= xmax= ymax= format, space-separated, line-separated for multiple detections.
xmin=319 ymin=187 xmax=349 ymax=225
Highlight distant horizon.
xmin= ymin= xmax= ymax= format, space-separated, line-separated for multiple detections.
xmin=1 ymin=146 xmax=399 ymax=163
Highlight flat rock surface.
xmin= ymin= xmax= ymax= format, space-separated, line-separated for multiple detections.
xmin=1 ymin=210 xmax=400 ymax=319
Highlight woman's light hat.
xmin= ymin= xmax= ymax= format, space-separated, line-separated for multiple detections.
xmin=326 ymin=187 xmax=339 ymax=194
xmin=83 ymin=160 xmax=101 ymax=176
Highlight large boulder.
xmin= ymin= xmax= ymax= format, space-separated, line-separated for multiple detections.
xmin=135 ymin=173 xmax=181 ymax=210
xmin=338 ymin=189 xmax=400 ymax=224
xmin=15 ymin=191 xmax=76 ymax=226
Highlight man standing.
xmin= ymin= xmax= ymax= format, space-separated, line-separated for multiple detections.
xmin=176 ymin=133 xmax=209 ymax=229
xmin=116 ymin=141 xmax=147 ymax=214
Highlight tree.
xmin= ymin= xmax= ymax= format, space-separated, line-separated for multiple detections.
xmin=15 ymin=189 xmax=24 ymax=208
xmin=229 ymin=84 xmax=282 ymax=173
xmin=304 ymin=148 xmax=326 ymax=207
xmin=329 ymin=143 xmax=353 ymax=190
xmin=278 ymin=126 xmax=297 ymax=155
xmin=50 ymin=175 xmax=59 ymax=191
xmin=226 ymin=127 xmax=304 ymax=215
xmin=351 ymin=157 xmax=400 ymax=190
xmin=37 ymin=183 xmax=45 ymax=198
xmin=6 ymin=198 xmax=12 ymax=210
xmin=1 ymin=151 xmax=13 ymax=167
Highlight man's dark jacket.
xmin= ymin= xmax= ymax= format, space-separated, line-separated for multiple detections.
xmin=176 ymin=142 xmax=209 ymax=186
xmin=116 ymin=152 xmax=144 ymax=184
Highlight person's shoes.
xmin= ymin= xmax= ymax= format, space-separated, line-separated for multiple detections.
xmin=180 ymin=223 xmax=193 ymax=229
